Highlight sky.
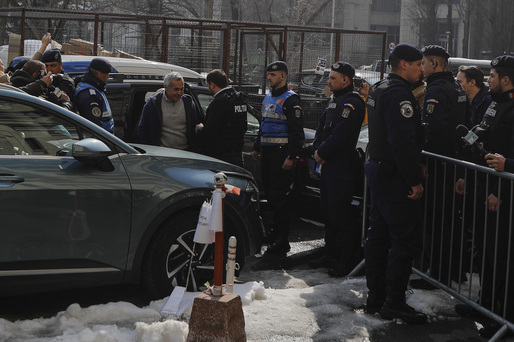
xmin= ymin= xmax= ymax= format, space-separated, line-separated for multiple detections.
xmin=0 ymin=267 xmax=475 ymax=342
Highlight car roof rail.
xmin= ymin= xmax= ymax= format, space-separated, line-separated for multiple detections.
xmin=67 ymin=72 xmax=202 ymax=86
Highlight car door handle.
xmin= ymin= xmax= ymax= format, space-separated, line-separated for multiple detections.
xmin=0 ymin=174 xmax=25 ymax=186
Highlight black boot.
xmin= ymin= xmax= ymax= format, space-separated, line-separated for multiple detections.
xmin=266 ymin=239 xmax=291 ymax=255
xmin=380 ymin=290 xmax=427 ymax=324
xmin=365 ymin=290 xmax=386 ymax=314
xmin=262 ymin=227 xmax=279 ymax=245
xmin=328 ymin=263 xmax=350 ymax=278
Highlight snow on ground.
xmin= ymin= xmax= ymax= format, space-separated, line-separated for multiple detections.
xmin=0 ymin=268 xmax=462 ymax=342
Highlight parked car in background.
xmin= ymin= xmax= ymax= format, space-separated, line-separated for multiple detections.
xmin=447 ymin=57 xmax=492 ymax=77
xmin=0 ymin=84 xmax=263 ymax=299
xmin=288 ymin=69 xmax=382 ymax=97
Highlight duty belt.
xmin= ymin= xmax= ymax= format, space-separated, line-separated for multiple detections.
xmin=261 ymin=137 xmax=289 ymax=144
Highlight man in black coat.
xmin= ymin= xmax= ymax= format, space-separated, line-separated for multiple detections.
xmin=310 ymin=61 xmax=365 ymax=277
xmin=364 ymin=44 xmax=427 ymax=324
xmin=410 ymin=45 xmax=467 ymax=289
xmin=456 ymin=55 xmax=514 ymax=338
xmin=196 ymin=69 xmax=247 ymax=166
xmin=40 ymin=48 xmax=76 ymax=104
xmin=10 ymin=59 xmax=73 ymax=111
xmin=10 ymin=60 xmax=53 ymax=96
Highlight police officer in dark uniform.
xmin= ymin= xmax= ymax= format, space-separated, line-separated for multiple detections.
xmin=410 ymin=45 xmax=468 ymax=289
xmin=421 ymin=45 xmax=467 ymax=157
xmin=40 ymin=48 xmax=76 ymax=105
xmin=310 ymin=61 xmax=365 ymax=277
xmin=364 ymin=44 xmax=427 ymax=324
xmin=455 ymin=55 xmax=514 ymax=337
xmin=196 ymin=69 xmax=248 ymax=167
xmin=74 ymin=58 xmax=114 ymax=133
xmin=252 ymin=61 xmax=304 ymax=255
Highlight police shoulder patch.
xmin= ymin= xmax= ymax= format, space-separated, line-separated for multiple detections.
xmin=293 ymin=105 xmax=302 ymax=118
xmin=344 ymin=103 xmax=355 ymax=111
xmin=92 ymin=107 xmax=102 ymax=117
xmin=342 ymin=107 xmax=351 ymax=118
xmin=400 ymin=102 xmax=414 ymax=118
xmin=427 ymin=103 xmax=435 ymax=114
xmin=88 ymin=88 xmax=97 ymax=96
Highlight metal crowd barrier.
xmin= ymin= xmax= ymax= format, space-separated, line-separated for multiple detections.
xmin=354 ymin=150 xmax=514 ymax=340
xmin=414 ymin=151 xmax=514 ymax=341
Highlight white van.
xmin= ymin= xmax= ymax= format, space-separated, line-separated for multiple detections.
xmin=9 ymin=55 xmax=206 ymax=86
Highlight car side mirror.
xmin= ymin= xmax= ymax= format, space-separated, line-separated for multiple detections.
xmin=72 ymin=138 xmax=115 ymax=172
xmin=72 ymin=138 xmax=113 ymax=162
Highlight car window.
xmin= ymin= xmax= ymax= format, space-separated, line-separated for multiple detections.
xmin=0 ymin=100 xmax=94 ymax=156
xmin=247 ymin=111 xmax=259 ymax=134
xmin=302 ymin=74 xmax=317 ymax=86
xmin=144 ymin=90 xmax=159 ymax=102
xmin=196 ymin=93 xmax=213 ymax=112
xmin=318 ymin=75 xmax=329 ymax=87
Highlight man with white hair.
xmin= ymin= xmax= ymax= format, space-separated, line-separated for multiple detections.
xmin=139 ymin=71 xmax=202 ymax=151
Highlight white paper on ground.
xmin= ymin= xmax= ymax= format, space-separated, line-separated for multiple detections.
xmin=160 ymin=286 xmax=186 ymax=316
xmin=160 ymin=282 xmax=262 ymax=317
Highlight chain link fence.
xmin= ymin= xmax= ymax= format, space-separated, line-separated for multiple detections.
xmin=0 ymin=8 xmax=386 ymax=127
xmin=0 ymin=8 xmax=386 ymax=80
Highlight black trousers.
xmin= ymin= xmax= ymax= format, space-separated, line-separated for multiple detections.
xmin=474 ymin=178 xmax=514 ymax=319
xmin=320 ymin=160 xmax=360 ymax=264
xmin=421 ymin=159 xmax=464 ymax=284
xmin=364 ymin=159 xmax=422 ymax=296
xmin=261 ymin=146 xmax=294 ymax=243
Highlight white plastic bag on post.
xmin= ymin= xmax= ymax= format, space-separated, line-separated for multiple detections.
xmin=208 ymin=188 xmax=225 ymax=232
xmin=193 ymin=200 xmax=215 ymax=244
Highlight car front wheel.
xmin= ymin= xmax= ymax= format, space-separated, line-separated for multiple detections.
xmin=142 ymin=209 xmax=245 ymax=299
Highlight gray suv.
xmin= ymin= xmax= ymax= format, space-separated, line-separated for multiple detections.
xmin=0 ymin=85 xmax=263 ymax=299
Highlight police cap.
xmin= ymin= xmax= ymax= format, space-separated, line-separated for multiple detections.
xmin=331 ymin=61 xmax=355 ymax=79
xmin=491 ymin=55 xmax=514 ymax=72
xmin=421 ymin=45 xmax=450 ymax=59
xmin=266 ymin=61 xmax=288 ymax=74
xmin=41 ymin=48 xmax=62 ymax=63
xmin=89 ymin=58 xmax=112 ymax=74
xmin=391 ymin=44 xmax=423 ymax=62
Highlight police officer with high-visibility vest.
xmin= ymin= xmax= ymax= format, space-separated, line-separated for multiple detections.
xmin=252 ymin=61 xmax=304 ymax=255
xmin=75 ymin=58 xmax=114 ymax=133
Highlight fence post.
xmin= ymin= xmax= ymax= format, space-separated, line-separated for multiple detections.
xmin=222 ymin=24 xmax=231 ymax=75
xmin=19 ymin=8 xmax=25 ymax=57
xmin=161 ymin=19 xmax=168 ymax=64
xmin=93 ymin=15 xmax=99 ymax=55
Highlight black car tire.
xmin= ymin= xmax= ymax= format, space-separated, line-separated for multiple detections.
xmin=142 ymin=208 xmax=246 ymax=299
